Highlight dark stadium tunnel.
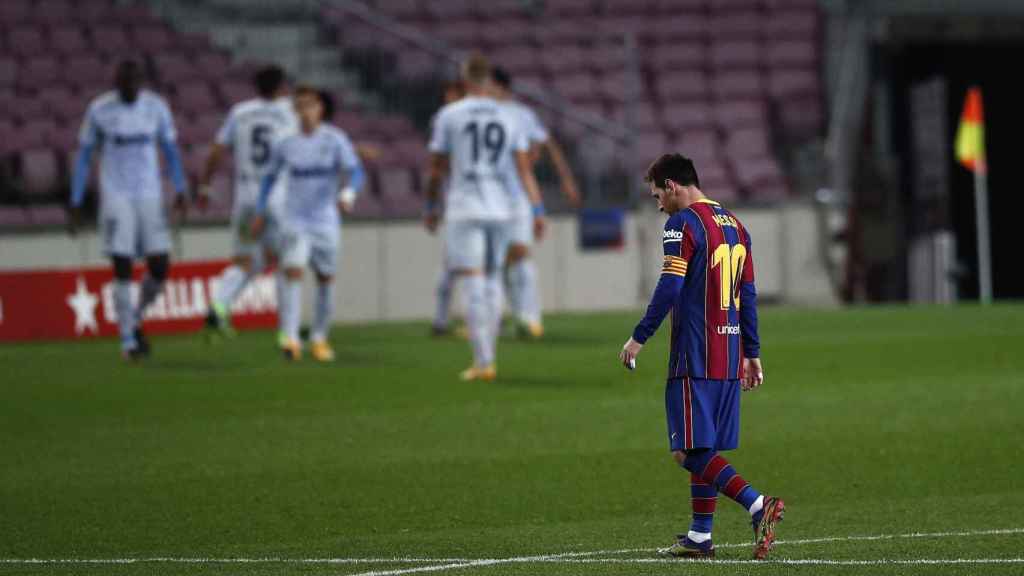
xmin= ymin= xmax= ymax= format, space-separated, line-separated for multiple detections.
xmin=888 ymin=42 xmax=1024 ymax=300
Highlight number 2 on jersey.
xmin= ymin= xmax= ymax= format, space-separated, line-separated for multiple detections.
xmin=463 ymin=121 xmax=505 ymax=164
xmin=711 ymin=243 xmax=747 ymax=310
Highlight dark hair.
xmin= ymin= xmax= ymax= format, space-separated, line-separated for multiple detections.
xmin=318 ymin=89 xmax=335 ymax=121
xmin=644 ymin=153 xmax=700 ymax=189
xmin=253 ymin=65 xmax=286 ymax=98
xmin=492 ymin=66 xmax=511 ymax=89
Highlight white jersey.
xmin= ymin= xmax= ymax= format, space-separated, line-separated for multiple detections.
xmin=428 ymin=95 xmax=530 ymax=221
xmin=78 ymin=89 xmax=177 ymax=200
xmin=267 ymin=124 xmax=362 ymax=229
xmin=216 ymin=96 xmax=298 ymax=207
xmin=500 ymin=99 xmax=549 ymax=213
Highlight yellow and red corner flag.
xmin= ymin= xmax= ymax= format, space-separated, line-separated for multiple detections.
xmin=955 ymin=86 xmax=986 ymax=173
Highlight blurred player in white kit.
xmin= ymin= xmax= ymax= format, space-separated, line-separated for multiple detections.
xmin=250 ymin=86 xmax=365 ymax=362
xmin=198 ymin=65 xmax=298 ymax=336
xmin=424 ymin=54 xmax=545 ymax=381
xmin=69 ymin=60 xmax=189 ymax=360
xmin=491 ymin=66 xmax=580 ymax=338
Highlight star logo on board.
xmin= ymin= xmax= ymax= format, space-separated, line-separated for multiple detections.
xmin=66 ymin=277 xmax=99 ymax=335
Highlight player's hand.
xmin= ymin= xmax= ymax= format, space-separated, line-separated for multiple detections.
xmin=533 ymin=214 xmax=546 ymax=241
xmin=250 ymin=214 xmax=266 ymax=238
xmin=424 ymin=212 xmax=440 ymax=234
xmin=338 ymin=199 xmax=355 ymax=215
xmin=67 ymin=206 xmax=82 ymax=236
xmin=195 ymin=184 xmax=212 ymax=213
xmin=563 ymin=183 xmax=582 ymax=209
xmin=619 ymin=337 xmax=643 ymax=370
xmin=742 ymin=358 xmax=764 ymax=391
xmin=173 ymin=193 xmax=188 ymax=220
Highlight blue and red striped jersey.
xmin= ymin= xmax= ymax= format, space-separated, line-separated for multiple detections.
xmin=632 ymin=199 xmax=760 ymax=380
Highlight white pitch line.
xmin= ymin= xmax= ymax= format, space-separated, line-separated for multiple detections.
xmin=532 ymin=557 xmax=1024 ymax=566
xmin=2 ymin=526 xmax=1023 ymax=573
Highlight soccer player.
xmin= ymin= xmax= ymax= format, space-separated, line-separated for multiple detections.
xmin=619 ymin=154 xmax=784 ymax=560
xmin=69 ymin=60 xmax=188 ymax=359
xmin=198 ymin=65 xmax=297 ymax=336
xmin=424 ymin=54 xmax=544 ymax=381
xmin=430 ymin=79 xmax=465 ymax=336
xmin=249 ymin=86 xmax=365 ymax=361
xmin=491 ymin=67 xmax=581 ymax=339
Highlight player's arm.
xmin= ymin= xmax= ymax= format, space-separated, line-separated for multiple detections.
xmin=69 ymin=105 xmax=100 ymax=232
xmin=540 ymin=137 xmax=581 ymax=208
xmin=337 ymin=134 xmax=366 ymax=214
xmin=156 ymin=101 xmax=188 ymax=215
xmin=620 ymin=217 xmax=690 ymax=369
xmin=424 ymin=109 xmax=451 ymax=234
xmin=250 ymin=146 xmax=285 ymax=237
xmin=739 ymin=232 xmax=763 ymax=390
xmin=423 ymin=153 xmax=448 ymax=233
xmin=513 ymin=129 xmax=547 ymax=239
xmin=198 ymin=111 xmax=234 ymax=207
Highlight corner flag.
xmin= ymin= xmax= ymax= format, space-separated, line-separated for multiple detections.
xmin=955 ymin=86 xmax=992 ymax=304
xmin=955 ymin=87 xmax=986 ymax=173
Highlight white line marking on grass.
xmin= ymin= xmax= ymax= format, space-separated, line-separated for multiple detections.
xmin=545 ymin=558 xmax=1024 ymax=566
xmin=2 ymin=526 xmax=1023 ymax=573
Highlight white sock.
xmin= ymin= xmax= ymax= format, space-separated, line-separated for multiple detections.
xmin=460 ymin=275 xmax=492 ymax=367
xmin=135 ymin=274 xmax=162 ymax=323
xmin=280 ymin=279 xmax=302 ymax=342
xmin=504 ymin=262 xmax=523 ymax=320
xmin=748 ymin=495 xmax=764 ymax=516
xmin=312 ymin=281 xmax=334 ymax=342
xmin=687 ymin=530 xmax=712 ymax=543
xmin=214 ymin=265 xmax=252 ymax=312
xmin=515 ymin=258 xmax=541 ymax=324
xmin=434 ymin=268 xmax=454 ymax=329
xmin=114 ymin=279 xmax=136 ymax=350
xmin=485 ymin=271 xmax=504 ymax=348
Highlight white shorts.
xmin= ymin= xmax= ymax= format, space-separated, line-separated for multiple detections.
xmin=444 ymin=218 xmax=511 ymax=274
xmin=231 ymin=202 xmax=282 ymax=259
xmin=100 ymin=194 xmax=170 ymax=257
xmin=507 ymin=208 xmax=534 ymax=247
xmin=280 ymin=223 xmax=340 ymax=277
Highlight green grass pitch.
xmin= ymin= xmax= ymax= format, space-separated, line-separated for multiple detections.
xmin=2 ymin=305 xmax=1023 ymax=575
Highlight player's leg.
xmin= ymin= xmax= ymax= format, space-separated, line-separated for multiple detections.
xmin=446 ymin=219 xmax=494 ymax=381
xmin=102 ymin=195 xmax=142 ymax=358
xmin=504 ymin=210 xmax=543 ymax=338
xmin=484 ymin=220 xmax=509 ymax=352
xmin=134 ymin=195 xmax=174 ymax=353
xmin=675 ymin=379 xmax=784 ymax=560
xmin=209 ymin=205 xmax=262 ymax=334
xmin=432 ymin=264 xmax=455 ymax=335
xmin=276 ymin=226 xmax=308 ymax=360
xmin=308 ymin=227 xmax=338 ymax=362
xmin=134 ymin=252 xmax=168 ymax=348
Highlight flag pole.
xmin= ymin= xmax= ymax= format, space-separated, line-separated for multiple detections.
xmin=974 ymin=163 xmax=992 ymax=304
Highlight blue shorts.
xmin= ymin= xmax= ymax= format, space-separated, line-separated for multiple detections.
xmin=665 ymin=378 xmax=741 ymax=452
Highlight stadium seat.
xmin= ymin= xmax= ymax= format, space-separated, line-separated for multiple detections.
xmin=712 ymin=99 xmax=767 ymax=130
xmin=546 ymin=0 xmax=597 ymax=18
xmin=0 ymin=58 xmax=16 ymax=89
xmin=766 ymin=10 xmax=818 ymax=39
xmin=656 ymin=70 xmax=710 ymax=100
xmin=173 ymin=83 xmax=219 ymax=116
xmin=437 ymin=20 xmax=481 ymax=49
xmin=768 ymin=68 xmax=818 ymax=98
xmin=64 ymin=55 xmax=108 ymax=93
xmin=477 ymin=20 xmax=532 ymax=48
xmin=425 ymin=0 xmax=478 ymax=20
xmin=154 ymin=54 xmax=204 ymax=85
xmin=588 ymin=42 xmax=628 ymax=73
xmin=605 ymin=0 xmax=656 ymax=16
xmin=0 ymin=206 xmax=30 ymax=228
xmin=9 ymin=97 xmax=47 ymax=124
xmin=542 ymin=44 xmax=586 ymax=74
xmin=708 ymin=11 xmax=762 ymax=40
xmin=653 ymin=0 xmax=709 ymax=11
xmin=348 ymin=187 xmax=385 ymax=219
xmin=552 ymin=73 xmax=599 ymax=104
xmin=74 ymin=1 xmax=116 ymax=23
xmin=18 ymin=56 xmax=61 ymax=91
xmin=396 ymin=51 xmax=444 ymax=81
xmin=31 ymin=0 xmax=74 ymax=25
xmin=597 ymin=71 xmax=635 ymax=104
xmin=48 ymin=25 xmax=90 ymax=56
xmin=0 ymin=1 xmax=31 ymax=25
xmin=491 ymin=46 xmax=541 ymax=76
xmin=777 ymin=95 xmax=823 ymax=138
xmin=131 ymin=25 xmax=176 ymax=55
xmin=91 ymin=26 xmax=132 ymax=57
xmin=725 ymin=127 xmax=771 ymax=159
xmin=631 ymin=131 xmax=669 ymax=169
xmin=195 ymin=51 xmax=233 ymax=80
xmin=477 ymin=0 xmax=530 ymax=21
xmin=650 ymin=15 xmax=709 ymax=43
xmin=672 ymin=129 xmax=722 ymax=165
xmin=711 ymin=40 xmax=761 ymax=69
xmin=8 ymin=26 xmax=46 ymax=57
xmin=613 ymin=103 xmax=661 ymax=132
xmin=377 ymin=169 xmax=421 ymax=218
xmin=661 ymin=102 xmax=714 ymax=132
xmin=390 ymin=137 xmax=429 ymax=168
xmin=733 ymin=156 xmax=787 ymax=192
xmin=649 ymin=43 xmax=706 ymax=69
xmin=712 ymin=70 xmax=764 ymax=99
xmin=19 ymin=148 xmax=60 ymax=200
xmin=532 ymin=21 xmax=591 ymax=46
xmin=27 ymin=205 xmax=67 ymax=226
xmin=15 ymin=119 xmax=58 ymax=149
xmin=767 ymin=40 xmax=818 ymax=67
xmin=38 ymin=85 xmax=81 ymax=124
xmin=375 ymin=0 xmax=425 ymax=21
xmin=110 ymin=3 xmax=160 ymax=27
